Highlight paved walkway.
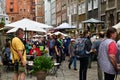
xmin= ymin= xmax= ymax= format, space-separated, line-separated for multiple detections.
xmin=0 ymin=60 xmax=120 ymax=80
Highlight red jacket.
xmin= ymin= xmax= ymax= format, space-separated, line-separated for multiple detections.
xmin=29 ymin=48 xmax=41 ymax=56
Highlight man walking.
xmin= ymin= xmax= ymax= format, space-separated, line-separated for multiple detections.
xmin=10 ymin=28 xmax=26 ymax=80
xmin=55 ymin=34 xmax=64 ymax=63
xmin=91 ymin=31 xmax=105 ymax=80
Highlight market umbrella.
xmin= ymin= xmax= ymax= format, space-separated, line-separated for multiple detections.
xmin=5 ymin=18 xmax=53 ymax=29
xmin=53 ymin=31 xmax=68 ymax=36
xmin=55 ymin=23 xmax=75 ymax=29
xmin=113 ymin=22 xmax=120 ymax=32
xmin=6 ymin=26 xmax=46 ymax=33
xmin=82 ymin=18 xmax=104 ymax=24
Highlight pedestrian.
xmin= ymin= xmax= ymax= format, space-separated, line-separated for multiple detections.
xmin=47 ymin=35 xmax=55 ymax=57
xmin=91 ymin=31 xmax=105 ymax=80
xmin=10 ymin=28 xmax=26 ymax=80
xmin=68 ymin=39 xmax=77 ymax=70
xmin=76 ymin=30 xmax=92 ymax=80
xmin=117 ymin=39 xmax=120 ymax=50
xmin=98 ymin=28 xmax=120 ymax=80
xmin=87 ymin=32 xmax=92 ymax=68
xmin=55 ymin=34 xmax=64 ymax=63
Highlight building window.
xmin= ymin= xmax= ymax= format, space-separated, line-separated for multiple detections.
xmin=67 ymin=7 xmax=70 ymax=15
xmin=73 ymin=3 xmax=77 ymax=14
xmin=62 ymin=13 xmax=67 ymax=21
xmin=10 ymin=2 xmax=13 ymax=5
xmin=70 ymin=5 xmax=73 ymax=15
xmin=11 ymin=17 xmax=14 ymax=21
xmin=20 ymin=9 xmax=22 ymax=12
xmin=78 ymin=2 xmax=85 ymax=15
xmin=78 ymin=4 xmax=82 ymax=15
xmin=101 ymin=0 xmax=106 ymax=3
xmin=117 ymin=12 xmax=120 ymax=23
xmin=32 ymin=8 xmax=35 ymax=12
xmin=82 ymin=2 xmax=85 ymax=14
xmin=88 ymin=1 xmax=92 ymax=11
xmin=10 ymin=8 xmax=13 ymax=12
xmin=93 ymin=0 xmax=98 ymax=9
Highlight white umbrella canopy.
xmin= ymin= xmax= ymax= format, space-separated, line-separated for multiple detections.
xmin=53 ymin=31 xmax=68 ymax=36
xmin=71 ymin=26 xmax=77 ymax=28
xmin=6 ymin=26 xmax=46 ymax=33
xmin=33 ymin=34 xmax=42 ymax=38
xmin=55 ymin=23 xmax=75 ymax=29
xmin=113 ymin=22 xmax=120 ymax=32
xmin=82 ymin=18 xmax=104 ymax=24
xmin=5 ymin=18 xmax=53 ymax=29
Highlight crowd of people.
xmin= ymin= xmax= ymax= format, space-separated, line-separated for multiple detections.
xmin=1 ymin=27 xmax=120 ymax=80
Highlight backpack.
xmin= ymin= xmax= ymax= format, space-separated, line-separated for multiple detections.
xmin=74 ymin=38 xmax=87 ymax=57
xmin=2 ymin=48 xmax=11 ymax=65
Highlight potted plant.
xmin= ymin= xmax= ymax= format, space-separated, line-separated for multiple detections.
xmin=31 ymin=56 xmax=54 ymax=80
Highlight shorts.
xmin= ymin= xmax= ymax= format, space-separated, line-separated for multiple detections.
xmin=14 ymin=61 xmax=26 ymax=73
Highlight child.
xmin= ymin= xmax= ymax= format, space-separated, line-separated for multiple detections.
xmin=68 ymin=39 xmax=77 ymax=70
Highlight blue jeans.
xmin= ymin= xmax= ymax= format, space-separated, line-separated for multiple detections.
xmin=68 ymin=56 xmax=77 ymax=69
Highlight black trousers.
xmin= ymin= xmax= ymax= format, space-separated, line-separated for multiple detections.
xmin=49 ymin=48 xmax=55 ymax=56
xmin=56 ymin=55 xmax=62 ymax=63
xmin=104 ymin=72 xmax=115 ymax=80
xmin=79 ymin=57 xmax=89 ymax=80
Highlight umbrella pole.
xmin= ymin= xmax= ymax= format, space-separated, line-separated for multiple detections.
xmin=25 ymin=27 xmax=27 ymax=44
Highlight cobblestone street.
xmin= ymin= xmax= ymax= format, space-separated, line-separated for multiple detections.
xmin=1 ymin=60 xmax=120 ymax=80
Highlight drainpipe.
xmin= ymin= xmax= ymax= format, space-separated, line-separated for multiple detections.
xmin=86 ymin=0 xmax=88 ymax=19
xmin=98 ymin=0 xmax=101 ymax=20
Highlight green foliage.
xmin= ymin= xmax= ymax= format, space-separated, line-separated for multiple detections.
xmin=31 ymin=56 xmax=54 ymax=74
xmin=0 ymin=18 xmax=5 ymax=28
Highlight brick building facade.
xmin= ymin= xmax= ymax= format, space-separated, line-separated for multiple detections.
xmin=35 ymin=0 xmax=44 ymax=23
xmin=6 ymin=0 xmax=35 ymax=23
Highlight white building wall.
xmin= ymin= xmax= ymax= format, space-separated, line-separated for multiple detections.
xmin=0 ymin=0 xmax=9 ymax=24
xmin=51 ymin=0 xmax=56 ymax=26
xmin=44 ymin=0 xmax=51 ymax=25
xmin=0 ymin=0 xmax=5 ymax=14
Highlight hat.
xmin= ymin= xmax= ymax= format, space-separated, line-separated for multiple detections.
xmin=71 ymin=39 xmax=75 ymax=42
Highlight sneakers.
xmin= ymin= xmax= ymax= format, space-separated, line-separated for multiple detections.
xmin=68 ymin=65 xmax=71 ymax=69
xmin=68 ymin=65 xmax=77 ymax=70
xmin=74 ymin=68 xmax=77 ymax=71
